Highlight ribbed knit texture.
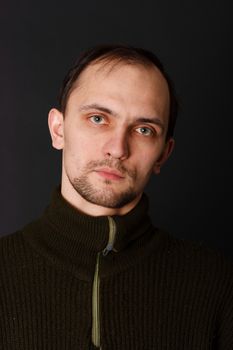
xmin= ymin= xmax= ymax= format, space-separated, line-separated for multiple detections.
xmin=0 ymin=188 xmax=232 ymax=349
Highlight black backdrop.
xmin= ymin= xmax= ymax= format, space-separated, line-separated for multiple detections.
xmin=1 ymin=0 xmax=232 ymax=258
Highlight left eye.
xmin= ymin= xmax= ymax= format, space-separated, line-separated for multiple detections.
xmin=135 ymin=127 xmax=153 ymax=136
xmin=90 ymin=115 xmax=105 ymax=124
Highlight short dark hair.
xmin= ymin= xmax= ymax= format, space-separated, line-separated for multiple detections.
xmin=58 ymin=44 xmax=178 ymax=139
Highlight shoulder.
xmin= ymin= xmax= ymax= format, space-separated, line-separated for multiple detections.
xmin=0 ymin=218 xmax=44 ymax=253
xmin=0 ymin=223 xmax=46 ymax=290
xmin=0 ymin=230 xmax=28 ymax=265
xmin=166 ymin=232 xmax=233 ymax=267
xmin=150 ymin=228 xmax=233 ymax=285
xmin=150 ymin=231 xmax=233 ymax=312
xmin=0 ymin=220 xmax=42 ymax=269
xmin=174 ymin=234 xmax=232 ymax=263
xmin=0 ymin=230 xmax=25 ymax=253
xmin=162 ymin=232 xmax=233 ymax=288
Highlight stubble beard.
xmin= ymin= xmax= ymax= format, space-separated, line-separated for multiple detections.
xmin=68 ymin=160 xmax=138 ymax=209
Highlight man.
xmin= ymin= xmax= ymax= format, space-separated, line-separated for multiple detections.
xmin=0 ymin=45 xmax=232 ymax=349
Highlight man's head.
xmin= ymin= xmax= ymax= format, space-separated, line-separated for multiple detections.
xmin=48 ymin=44 xmax=178 ymax=216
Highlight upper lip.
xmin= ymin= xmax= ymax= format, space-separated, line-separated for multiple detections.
xmin=94 ymin=167 xmax=125 ymax=177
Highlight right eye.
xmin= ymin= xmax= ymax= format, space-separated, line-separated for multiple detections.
xmin=89 ymin=115 xmax=106 ymax=124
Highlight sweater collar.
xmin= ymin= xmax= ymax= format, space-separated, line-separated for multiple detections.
xmin=24 ymin=187 xmax=161 ymax=281
xmin=45 ymin=187 xmax=152 ymax=252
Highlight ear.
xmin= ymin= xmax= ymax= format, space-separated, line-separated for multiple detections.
xmin=153 ymin=138 xmax=175 ymax=174
xmin=48 ymin=108 xmax=64 ymax=150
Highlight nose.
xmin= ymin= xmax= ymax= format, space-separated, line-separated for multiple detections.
xmin=102 ymin=129 xmax=129 ymax=160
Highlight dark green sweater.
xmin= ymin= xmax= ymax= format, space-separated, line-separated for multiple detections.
xmin=0 ymin=189 xmax=232 ymax=349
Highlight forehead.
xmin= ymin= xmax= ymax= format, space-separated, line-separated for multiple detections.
xmin=67 ymin=60 xmax=170 ymax=124
xmin=73 ymin=59 xmax=168 ymax=95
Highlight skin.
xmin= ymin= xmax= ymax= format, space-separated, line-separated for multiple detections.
xmin=48 ymin=61 xmax=175 ymax=216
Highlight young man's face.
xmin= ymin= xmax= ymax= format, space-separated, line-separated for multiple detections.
xmin=49 ymin=61 xmax=174 ymax=215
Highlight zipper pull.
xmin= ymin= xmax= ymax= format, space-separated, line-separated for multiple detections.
xmin=102 ymin=243 xmax=114 ymax=256
xmin=102 ymin=217 xmax=117 ymax=256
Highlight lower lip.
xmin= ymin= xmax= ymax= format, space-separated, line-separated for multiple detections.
xmin=95 ymin=171 xmax=124 ymax=180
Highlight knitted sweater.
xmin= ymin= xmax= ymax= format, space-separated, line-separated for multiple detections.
xmin=0 ymin=189 xmax=232 ymax=349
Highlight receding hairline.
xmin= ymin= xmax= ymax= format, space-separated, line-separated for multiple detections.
xmin=67 ymin=56 xmax=167 ymax=103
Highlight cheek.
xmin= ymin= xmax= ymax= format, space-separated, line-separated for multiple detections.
xmin=135 ymin=149 xmax=157 ymax=168
xmin=133 ymin=151 xmax=159 ymax=180
xmin=135 ymin=139 xmax=166 ymax=166
xmin=137 ymin=163 xmax=154 ymax=180
xmin=63 ymin=135 xmax=98 ymax=168
xmin=64 ymin=131 xmax=89 ymax=154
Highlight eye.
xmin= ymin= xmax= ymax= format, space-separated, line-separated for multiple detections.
xmin=89 ymin=115 xmax=106 ymax=124
xmin=135 ymin=127 xmax=154 ymax=136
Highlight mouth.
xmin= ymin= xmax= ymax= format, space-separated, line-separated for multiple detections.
xmin=94 ymin=167 xmax=125 ymax=181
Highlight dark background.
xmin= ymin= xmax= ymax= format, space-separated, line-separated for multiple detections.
xmin=0 ymin=0 xmax=232 ymax=258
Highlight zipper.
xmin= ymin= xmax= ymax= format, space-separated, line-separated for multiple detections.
xmin=92 ymin=252 xmax=101 ymax=348
xmin=91 ymin=216 xmax=117 ymax=348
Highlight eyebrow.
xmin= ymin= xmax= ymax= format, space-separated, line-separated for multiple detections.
xmin=79 ymin=103 xmax=165 ymax=132
xmin=79 ymin=103 xmax=117 ymax=116
xmin=134 ymin=117 xmax=165 ymax=132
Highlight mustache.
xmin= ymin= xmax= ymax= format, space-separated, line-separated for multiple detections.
xmin=85 ymin=159 xmax=137 ymax=180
